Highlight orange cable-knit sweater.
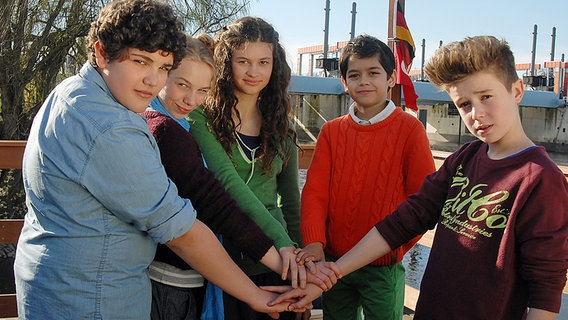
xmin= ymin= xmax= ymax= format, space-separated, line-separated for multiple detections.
xmin=301 ymin=107 xmax=436 ymax=265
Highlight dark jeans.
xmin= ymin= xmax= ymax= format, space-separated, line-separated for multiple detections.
xmin=150 ymin=279 xmax=205 ymax=320
xmin=223 ymin=272 xmax=296 ymax=320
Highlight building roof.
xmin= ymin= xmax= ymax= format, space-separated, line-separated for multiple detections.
xmin=289 ymin=75 xmax=346 ymax=95
xmin=518 ymin=89 xmax=566 ymax=108
xmin=413 ymin=81 xmax=566 ymax=108
xmin=289 ymin=76 xmax=566 ymax=108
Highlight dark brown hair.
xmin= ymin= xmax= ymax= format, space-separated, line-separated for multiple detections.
xmin=204 ymin=16 xmax=294 ymax=171
xmin=339 ymin=34 xmax=395 ymax=81
xmin=86 ymin=0 xmax=186 ymax=69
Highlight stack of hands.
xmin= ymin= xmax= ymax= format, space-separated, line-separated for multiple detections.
xmin=256 ymin=243 xmax=339 ymax=319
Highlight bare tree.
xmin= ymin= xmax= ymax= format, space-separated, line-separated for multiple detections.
xmin=0 ymin=0 xmax=251 ymax=141
xmin=0 ymin=0 xmax=251 ymax=219
xmin=0 ymin=0 xmax=100 ymax=219
xmin=0 ymin=0 xmax=103 ymax=140
xmin=0 ymin=0 xmax=101 ymax=140
xmin=171 ymin=0 xmax=250 ymax=35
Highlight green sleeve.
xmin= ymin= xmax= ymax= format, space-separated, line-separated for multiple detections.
xmin=188 ymin=107 xmax=295 ymax=249
xmin=277 ymin=135 xmax=302 ymax=246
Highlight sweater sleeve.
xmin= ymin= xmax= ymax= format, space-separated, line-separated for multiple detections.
xmin=277 ymin=134 xmax=302 ymax=245
xmin=402 ymin=119 xmax=436 ymax=196
xmin=300 ymin=122 xmax=334 ymax=247
xmin=188 ymin=107 xmax=295 ymax=249
xmin=147 ymin=112 xmax=273 ymax=262
xmin=376 ymin=153 xmax=452 ymax=250
xmin=515 ymin=164 xmax=568 ymax=313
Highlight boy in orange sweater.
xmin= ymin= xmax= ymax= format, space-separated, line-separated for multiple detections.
xmin=296 ymin=34 xmax=435 ymax=319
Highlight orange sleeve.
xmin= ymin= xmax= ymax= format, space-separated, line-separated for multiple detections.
xmin=401 ymin=118 xmax=437 ymax=253
xmin=300 ymin=122 xmax=334 ymax=247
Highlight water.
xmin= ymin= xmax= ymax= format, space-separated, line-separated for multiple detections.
xmin=402 ymin=244 xmax=429 ymax=289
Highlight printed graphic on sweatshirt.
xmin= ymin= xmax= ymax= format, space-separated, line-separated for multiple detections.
xmin=440 ymin=165 xmax=510 ymax=240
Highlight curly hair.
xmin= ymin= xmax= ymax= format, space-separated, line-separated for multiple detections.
xmin=86 ymin=0 xmax=186 ymax=69
xmin=339 ymin=34 xmax=395 ymax=80
xmin=204 ymin=16 xmax=295 ymax=171
xmin=424 ymin=36 xmax=518 ymax=92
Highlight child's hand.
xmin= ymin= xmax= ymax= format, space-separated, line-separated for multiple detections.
xmin=295 ymin=242 xmax=324 ymax=265
xmin=265 ymin=283 xmax=323 ymax=312
xmin=305 ymin=261 xmax=341 ymax=291
xmin=258 ymin=286 xmax=313 ymax=317
xmin=279 ymin=246 xmax=306 ymax=288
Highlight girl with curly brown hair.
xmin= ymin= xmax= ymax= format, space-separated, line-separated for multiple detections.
xmin=188 ymin=16 xmax=307 ymax=320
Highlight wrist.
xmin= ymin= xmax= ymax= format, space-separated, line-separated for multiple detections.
xmin=279 ymin=245 xmax=295 ymax=253
xmin=306 ymin=241 xmax=324 ymax=249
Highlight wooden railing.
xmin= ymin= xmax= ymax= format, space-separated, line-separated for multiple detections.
xmin=0 ymin=140 xmax=25 ymax=318
xmin=1 ymin=141 xmax=567 ymax=317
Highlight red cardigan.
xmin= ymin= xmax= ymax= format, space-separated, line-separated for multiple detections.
xmin=301 ymin=107 xmax=435 ymax=265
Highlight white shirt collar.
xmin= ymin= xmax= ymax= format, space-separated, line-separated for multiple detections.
xmin=349 ymin=100 xmax=396 ymax=125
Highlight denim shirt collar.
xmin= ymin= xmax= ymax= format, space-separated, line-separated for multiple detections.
xmin=79 ymin=62 xmax=115 ymax=101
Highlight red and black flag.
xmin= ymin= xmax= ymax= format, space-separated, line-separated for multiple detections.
xmin=394 ymin=1 xmax=418 ymax=111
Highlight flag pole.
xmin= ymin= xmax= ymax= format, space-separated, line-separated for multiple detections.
xmin=388 ymin=0 xmax=403 ymax=107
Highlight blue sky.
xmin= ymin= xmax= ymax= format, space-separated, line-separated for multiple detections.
xmin=248 ymin=0 xmax=568 ymax=75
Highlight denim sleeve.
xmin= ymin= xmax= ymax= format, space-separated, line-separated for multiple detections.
xmin=81 ymin=123 xmax=196 ymax=244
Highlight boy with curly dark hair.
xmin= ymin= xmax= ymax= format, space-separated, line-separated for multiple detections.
xmin=15 ymin=1 xmax=302 ymax=318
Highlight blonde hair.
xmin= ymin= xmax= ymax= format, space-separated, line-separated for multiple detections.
xmin=181 ymin=33 xmax=216 ymax=83
xmin=425 ymin=36 xmax=518 ymax=91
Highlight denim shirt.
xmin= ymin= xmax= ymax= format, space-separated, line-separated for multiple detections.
xmin=15 ymin=62 xmax=196 ymax=319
